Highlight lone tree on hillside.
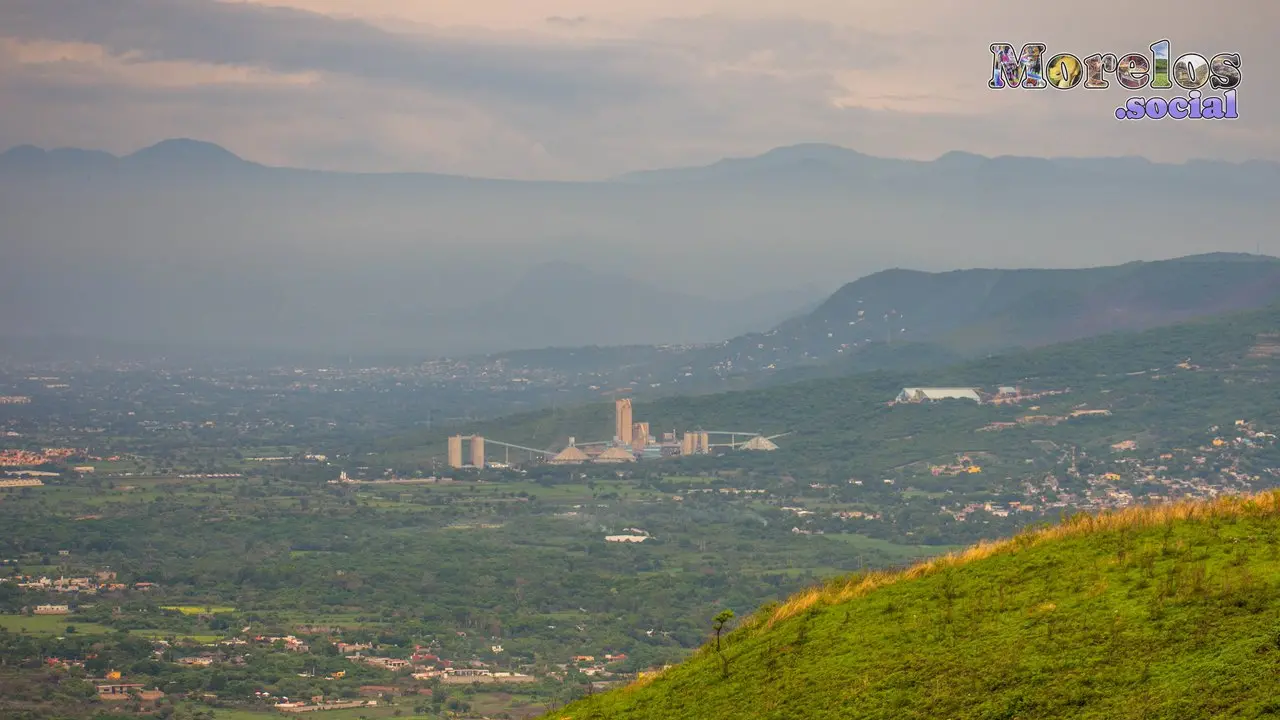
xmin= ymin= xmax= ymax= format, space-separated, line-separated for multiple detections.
xmin=713 ymin=609 xmax=734 ymax=652
xmin=712 ymin=609 xmax=735 ymax=677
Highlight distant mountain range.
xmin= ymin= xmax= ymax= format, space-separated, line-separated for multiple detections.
xmin=1 ymin=139 xmax=1277 ymax=356
xmin=0 ymin=138 xmax=253 ymax=175
xmin=687 ymin=252 xmax=1280 ymax=373
xmin=456 ymin=253 xmax=1280 ymax=402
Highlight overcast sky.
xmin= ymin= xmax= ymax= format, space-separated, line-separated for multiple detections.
xmin=2 ymin=0 xmax=1275 ymax=179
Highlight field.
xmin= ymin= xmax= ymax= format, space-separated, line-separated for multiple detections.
xmin=823 ymin=533 xmax=962 ymax=563
xmin=131 ymin=629 xmax=228 ymax=643
xmin=0 ymin=613 xmax=113 ymax=636
xmin=162 ymin=605 xmax=238 ymax=615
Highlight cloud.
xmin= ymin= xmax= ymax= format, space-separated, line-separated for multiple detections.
xmin=2 ymin=0 xmax=671 ymax=109
xmin=0 ymin=0 xmax=1276 ymax=178
xmin=546 ymin=15 xmax=589 ymax=27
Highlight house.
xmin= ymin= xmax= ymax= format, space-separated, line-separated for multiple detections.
xmin=178 ymin=656 xmax=216 ymax=666
xmin=97 ymin=683 xmax=145 ymax=699
xmin=358 ymin=685 xmax=398 ymax=697
xmin=362 ymin=657 xmax=410 ymax=671
xmin=97 ymin=684 xmax=164 ymax=704
xmin=34 ymin=604 xmax=70 ymax=615
xmin=895 ymin=387 xmax=982 ymax=403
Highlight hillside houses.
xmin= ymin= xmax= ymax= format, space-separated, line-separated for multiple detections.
xmin=947 ymin=419 xmax=1280 ymax=522
xmin=10 ymin=573 xmax=130 ymax=594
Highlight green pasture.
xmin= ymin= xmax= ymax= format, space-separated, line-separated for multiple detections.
xmin=0 ymin=613 xmax=114 ymax=636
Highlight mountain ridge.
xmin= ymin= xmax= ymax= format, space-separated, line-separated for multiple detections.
xmin=5 ymin=138 xmax=1278 ymax=180
xmin=684 ymin=253 xmax=1280 ymax=379
xmin=3 ymin=139 xmax=1277 ymax=356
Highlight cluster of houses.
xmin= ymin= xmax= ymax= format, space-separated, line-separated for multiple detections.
xmin=0 ymin=447 xmax=88 ymax=467
xmin=343 ymin=646 xmax=537 ymax=684
xmin=940 ymin=501 xmax=1038 ymax=522
xmin=977 ymin=408 xmax=1111 ymax=433
xmin=929 ymin=455 xmax=984 ymax=477
xmin=5 ymin=570 xmax=138 ymax=595
xmin=945 ymin=419 xmax=1280 ymax=521
xmin=832 ymin=510 xmax=881 ymax=521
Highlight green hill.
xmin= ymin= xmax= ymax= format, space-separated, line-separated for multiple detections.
xmin=549 ymin=492 xmax=1280 ymax=719
xmin=689 ymin=253 xmax=1280 ymax=376
xmin=452 ymin=255 xmax=1280 ymax=402
xmin=374 ymin=303 xmax=1280 ymax=478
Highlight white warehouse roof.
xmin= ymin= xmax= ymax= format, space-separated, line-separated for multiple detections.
xmin=897 ymin=387 xmax=981 ymax=402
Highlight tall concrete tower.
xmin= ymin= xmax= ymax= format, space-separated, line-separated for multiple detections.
xmin=470 ymin=436 xmax=485 ymax=468
xmin=615 ymin=398 xmax=633 ymax=446
xmin=632 ymin=422 xmax=650 ymax=451
xmin=447 ymin=435 xmax=463 ymax=469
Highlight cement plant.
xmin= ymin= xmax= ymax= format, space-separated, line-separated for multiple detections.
xmin=447 ymin=398 xmax=789 ymax=469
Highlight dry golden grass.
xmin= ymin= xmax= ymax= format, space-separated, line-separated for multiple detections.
xmin=765 ymin=490 xmax=1280 ymax=627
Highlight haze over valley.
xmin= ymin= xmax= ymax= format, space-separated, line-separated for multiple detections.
xmin=2 ymin=140 xmax=1277 ymax=356
xmin=4 ymin=1 xmax=1280 ymax=718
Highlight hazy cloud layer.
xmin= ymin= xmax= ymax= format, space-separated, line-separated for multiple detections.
xmin=1 ymin=0 xmax=1275 ymax=177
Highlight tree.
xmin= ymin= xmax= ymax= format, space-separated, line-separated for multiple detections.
xmin=712 ymin=609 xmax=734 ymax=653
xmin=712 ymin=609 xmax=734 ymax=677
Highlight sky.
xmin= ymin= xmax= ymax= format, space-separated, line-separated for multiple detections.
xmin=2 ymin=0 xmax=1276 ymax=180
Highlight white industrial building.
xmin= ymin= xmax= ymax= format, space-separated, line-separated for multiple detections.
xmin=895 ymin=387 xmax=982 ymax=403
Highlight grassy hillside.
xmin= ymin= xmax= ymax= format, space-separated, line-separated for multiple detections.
xmin=550 ymin=492 xmax=1280 ymax=719
xmin=373 ymin=304 xmax=1280 ymax=476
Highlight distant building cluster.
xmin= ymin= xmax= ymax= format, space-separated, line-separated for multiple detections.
xmin=449 ymin=396 xmax=784 ymax=469
xmin=7 ymin=571 xmax=132 ymax=594
xmin=0 ymin=447 xmax=84 ymax=467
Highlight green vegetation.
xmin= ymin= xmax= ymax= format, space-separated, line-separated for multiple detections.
xmin=4 ymin=304 xmax=1280 ymax=718
xmin=161 ymin=606 xmax=237 ymax=616
xmin=400 ymin=305 xmax=1280 ymax=466
xmin=663 ymin=253 xmax=1280 ymax=379
xmin=553 ymin=492 xmax=1280 ymax=719
xmin=0 ymin=614 xmax=113 ymax=636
